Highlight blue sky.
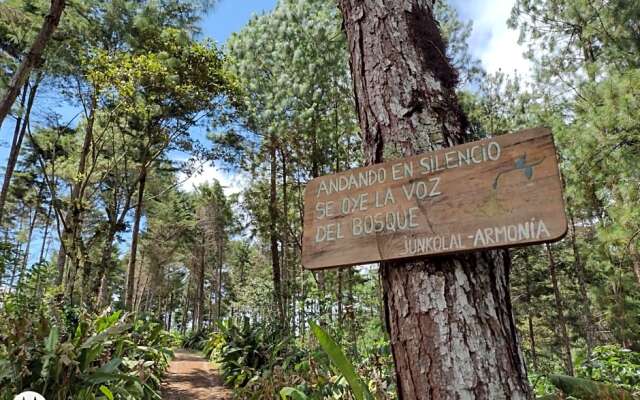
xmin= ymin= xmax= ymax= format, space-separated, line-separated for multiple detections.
xmin=200 ymin=0 xmax=276 ymax=43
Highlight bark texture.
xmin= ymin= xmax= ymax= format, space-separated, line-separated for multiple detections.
xmin=0 ymin=0 xmax=65 ymax=129
xmin=337 ymin=1 xmax=532 ymax=398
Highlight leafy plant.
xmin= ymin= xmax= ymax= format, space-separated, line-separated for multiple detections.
xmin=0 ymin=300 xmax=174 ymax=400
xmin=309 ymin=321 xmax=373 ymax=400
xmin=548 ymin=374 xmax=636 ymax=400
xmin=575 ymin=345 xmax=640 ymax=389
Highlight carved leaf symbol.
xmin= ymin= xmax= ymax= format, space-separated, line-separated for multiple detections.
xmin=524 ymin=166 xmax=533 ymax=179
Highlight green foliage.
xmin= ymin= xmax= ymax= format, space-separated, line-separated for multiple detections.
xmin=309 ymin=321 xmax=373 ymax=400
xmin=207 ymin=317 xmax=394 ymax=399
xmin=576 ymin=346 xmax=640 ymax=390
xmin=0 ymin=299 xmax=173 ymax=399
xmin=212 ymin=318 xmax=299 ymax=391
xmin=530 ymin=345 xmax=640 ymax=398
xmin=183 ymin=329 xmax=211 ymax=351
xmin=549 ymin=374 xmax=635 ymax=400
xmin=280 ymin=386 xmax=310 ymax=400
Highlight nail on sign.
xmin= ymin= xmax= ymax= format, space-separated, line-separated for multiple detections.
xmin=302 ymin=127 xmax=567 ymax=270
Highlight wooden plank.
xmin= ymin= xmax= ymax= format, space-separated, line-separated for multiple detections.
xmin=302 ymin=127 xmax=567 ymax=270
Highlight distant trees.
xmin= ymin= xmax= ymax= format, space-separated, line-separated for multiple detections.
xmin=0 ymin=0 xmax=238 ymax=312
xmin=222 ymin=0 xmax=360 ymax=329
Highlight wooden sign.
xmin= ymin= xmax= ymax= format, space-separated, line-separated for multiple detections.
xmin=302 ymin=127 xmax=567 ymax=270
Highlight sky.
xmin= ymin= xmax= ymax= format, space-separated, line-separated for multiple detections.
xmin=179 ymin=0 xmax=531 ymax=193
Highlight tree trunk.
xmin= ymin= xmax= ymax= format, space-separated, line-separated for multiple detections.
xmin=167 ymin=291 xmax=173 ymax=330
xmin=8 ymin=215 xmax=25 ymax=291
xmin=546 ymin=244 xmax=574 ymax=376
xmin=216 ymin=239 xmax=223 ymax=323
xmin=19 ymin=206 xmax=39 ymax=278
xmin=269 ymin=137 xmax=284 ymax=324
xmin=59 ymin=94 xmax=97 ymax=294
xmin=633 ymin=252 xmax=640 ymax=288
xmin=523 ymin=253 xmax=539 ymax=371
xmin=338 ymin=1 xmax=532 ymax=398
xmin=125 ymin=166 xmax=147 ymax=310
xmin=95 ymin=228 xmax=116 ymax=309
xmin=0 ymin=0 xmax=65 ymax=129
xmin=0 ymin=77 xmax=40 ymax=225
xmin=38 ymin=200 xmax=52 ymax=263
xmin=0 ymin=83 xmax=28 ymax=225
xmin=281 ymin=147 xmax=289 ymax=328
xmin=568 ymin=211 xmax=595 ymax=358
xmin=196 ymin=234 xmax=206 ymax=329
xmin=527 ymin=312 xmax=538 ymax=371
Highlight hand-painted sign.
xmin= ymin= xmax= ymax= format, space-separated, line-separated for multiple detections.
xmin=302 ymin=127 xmax=567 ymax=270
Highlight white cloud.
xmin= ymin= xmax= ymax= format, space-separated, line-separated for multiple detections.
xmin=454 ymin=0 xmax=531 ymax=78
xmin=178 ymin=164 xmax=247 ymax=196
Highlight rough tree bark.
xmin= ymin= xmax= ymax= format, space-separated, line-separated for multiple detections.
xmin=0 ymin=0 xmax=65 ymax=130
xmin=337 ymin=1 xmax=532 ymax=398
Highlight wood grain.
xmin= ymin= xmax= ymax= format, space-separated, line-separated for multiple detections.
xmin=302 ymin=127 xmax=567 ymax=270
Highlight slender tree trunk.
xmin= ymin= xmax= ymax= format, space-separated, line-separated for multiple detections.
xmin=0 ymin=0 xmax=65 ymax=130
xmin=19 ymin=206 xmax=39 ymax=280
xmin=196 ymin=234 xmax=206 ymax=329
xmin=0 ymin=84 xmax=28 ymax=224
xmin=546 ymin=244 xmax=574 ymax=376
xmin=8 ymin=216 xmax=25 ymax=291
xmin=338 ymin=1 xmax=532 ymax=398
xmin=269 ymin=137 xmax=284 ymax=324
xmin=281 ymin=147 xmax=290 ymax=329
xmin=216 ymin=239 xmax=223 ymax=323
xmin=0 ymin=77 xmax=40 ymax=225
xmin=96 ymin=228 xmax=116 ymax=309
xmin=633 ymin=252 xmax=640 ymax=288
xmin=181 ymin=282 xmax=190 ymax=334
xmin=568 ymin=211 xmax=595 ymax=357
xmin=125 ymin=166 xmax=147 ymax=310
xmin=133 ymin=248 xmax=147 ymax=312
xmin=39 ymin=200 xmax=53 ymax=263
xmin=167 ymin=291 xmax=173 ymax=330
xmin=523 ymin=254 xmax=539 ymax=371
xmin=59 ymin=94 xmax=97 ymax=295
xmin=55 ymin=233 xmax=67 ymax=285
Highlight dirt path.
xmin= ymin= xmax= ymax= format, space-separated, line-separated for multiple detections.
xmin=162 ymin=349 xmax=232 ymax=400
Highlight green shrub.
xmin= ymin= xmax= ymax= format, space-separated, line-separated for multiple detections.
xmin=576 ymin=345 xmax=640 ymax=390
xmin=208 ymin=319 xmax=396 ymax=400
xmin=0 ymin=299 xmax=173 ymax=400
xmin=182 ymin=328 xmax=210 ymax=350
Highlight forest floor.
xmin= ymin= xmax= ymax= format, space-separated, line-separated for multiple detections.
xmin=162 ymin=349 xmax=232 ymax=400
